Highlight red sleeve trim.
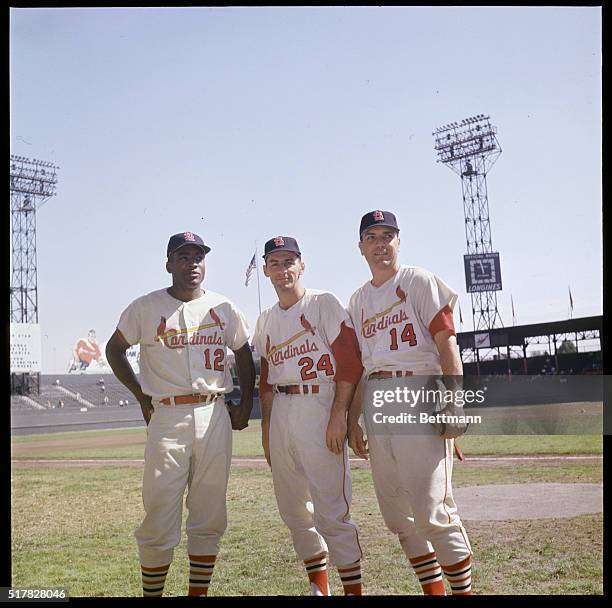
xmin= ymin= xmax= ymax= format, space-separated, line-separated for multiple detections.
xmin=258 ymin=357 xmax=274 ymax=398
xmin=330 ymin=322 xmax=364 ymax=385
xmin=429 ymin=304 xmax=456 ymax=338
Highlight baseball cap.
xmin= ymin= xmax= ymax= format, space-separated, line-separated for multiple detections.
xmin=359 ymin=210 xmax=400 ymax=238
xmin=262 ymin=236 xmax=301 ymax=260
xmin=167 ymin=231 xmax=211 ymax=257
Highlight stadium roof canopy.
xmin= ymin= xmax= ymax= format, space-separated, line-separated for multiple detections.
xmin=457 ymin=315 xmax=602 ymax=350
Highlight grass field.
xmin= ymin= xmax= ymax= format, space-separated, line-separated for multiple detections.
xmin=10 ymin=427 xmax=603 ymax=596
xmin=10 ymin=420 xmax=604 ymax=460
xmin=463 ymin=402 xmax=602 ymax=435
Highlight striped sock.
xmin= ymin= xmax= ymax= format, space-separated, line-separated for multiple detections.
xmin=188 ymin=554 xmax=216 ymax=596
xmin=141 ymin=563 xmax=170 ymax=597
xmin=338 ymin=560 xmax=363 ymax=595
xmin=304 ymin=553 xmax=330 ymax=596
xmin=409 ymin=552 xmax=446 ymax=596
xmin=442 ymin=556 xmax=473 ymax=595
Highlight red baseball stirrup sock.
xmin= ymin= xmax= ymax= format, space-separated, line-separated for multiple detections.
xmin=141 ymin=563 xmax=170 ymax=597
xmin=304 ymin=553 xmax=330 ymax=596
xmin=188 ymin=554 xmax=216 ymax=596
xmin=338 ymin=560 xmax=363 ymax=595
xmin=409 ymin=552 xmax=446 ymax=595
xmin=442 ymin=555 xmax=473 ymax=595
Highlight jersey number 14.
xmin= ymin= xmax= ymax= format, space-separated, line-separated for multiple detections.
xmin=389 ymin=323 xmax=418 ymax=350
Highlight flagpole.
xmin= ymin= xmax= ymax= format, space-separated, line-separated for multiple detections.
xmin=255 ymin=241 xmax=262 ymax=316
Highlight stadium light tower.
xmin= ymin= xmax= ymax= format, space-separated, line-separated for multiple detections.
xmin=433 ymin=114 xmax=503 ymax=334
xmin=10 ymin=155 xmax=59 ymax=394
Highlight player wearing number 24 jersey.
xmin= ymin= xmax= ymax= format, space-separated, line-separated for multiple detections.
xmin=257 ymin=288 xmax=357 ymax=389
xmin=253 ymin=236 xmax=364 ymax=596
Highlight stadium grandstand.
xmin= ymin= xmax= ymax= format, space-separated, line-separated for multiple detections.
xmin=11 ymin=371 xmax=259 ymax=417
xmin=12 ymin=316 xmax=600 ymax=409
xmin=10 ymin=318 xmax=599 ymax=420
xmin=458 ymin=315 xmax=602 ymax=376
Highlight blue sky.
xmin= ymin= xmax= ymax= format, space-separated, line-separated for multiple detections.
xmin=10 ymin=7 xmax=601 ymax=373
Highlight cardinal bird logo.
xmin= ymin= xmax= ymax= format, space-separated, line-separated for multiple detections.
xmin=300 ymin=314 xmax=316 ymax=335
xmin=209 ymin=308 xmax=225 ymax=330
xmin=265 ymin=335 xmax=271 ymax=355
xmin=396 ymin=285 xmax=407 ymax=303
xmin=156 ymin=316 xmax=167 ymax=338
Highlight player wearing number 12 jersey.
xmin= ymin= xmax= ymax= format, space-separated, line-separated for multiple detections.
xmin=106 ymin=232 xmax=255 ymax=598
xmin=253 ymin=236 xmax=364 ymax=596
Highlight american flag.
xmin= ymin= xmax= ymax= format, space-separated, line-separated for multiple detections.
xmin=245 ymin=252 xmax=256 ymax=287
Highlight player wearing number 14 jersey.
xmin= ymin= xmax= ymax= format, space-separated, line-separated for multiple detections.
xmin=253 ymin=236 xmax=364 ymax=596
xmin=347 ymin=211 xmax=474 ymax=596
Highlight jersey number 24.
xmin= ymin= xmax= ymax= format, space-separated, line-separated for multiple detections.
xmin=298 ymin=354 xmax=334 ymax=381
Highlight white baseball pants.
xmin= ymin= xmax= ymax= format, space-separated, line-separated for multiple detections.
xmin=363 ymin=382 xmax=472 ymax=565
xmin=135 ymin=398 xmax=232 ymax=567
xmin=269 ymin=388 xmax=362 ymax=566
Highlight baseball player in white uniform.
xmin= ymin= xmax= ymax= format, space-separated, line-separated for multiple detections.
xmin=106 ymin=231 xmax=255 ymax=597
xmin=252 ymin=236 xmax=364 ymax=596
xmin=347 ymin=211 xmax=474 ymax=596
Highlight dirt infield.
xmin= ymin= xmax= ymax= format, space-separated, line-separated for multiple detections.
xmin=454 ymin=482 xmax=602 ymax=520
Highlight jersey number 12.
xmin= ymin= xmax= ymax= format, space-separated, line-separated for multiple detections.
xmin=203 ymin=348 xmax=225 ymax=371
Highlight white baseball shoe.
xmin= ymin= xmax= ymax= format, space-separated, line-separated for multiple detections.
xmin=310 ymin=582 xmax=331 ymax=596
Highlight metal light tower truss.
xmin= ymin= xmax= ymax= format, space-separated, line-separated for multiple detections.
xmin=10 ymin=155 xmax=59 ymax=394
xmin=433 ymin=114 xmax=503 ymax=333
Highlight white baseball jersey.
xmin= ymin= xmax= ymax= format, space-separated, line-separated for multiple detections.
xmin=253 ymin=289 xmax=362 ymax=390
xmin=351 ymin=266 xmax=472 ymax=568
xmin=253 ymin=288 xmax=363 ymax=568
xmin=348 ymin=265 xmax=458 ymax=376
xmin=117 ymin=288 xmax=249 ymax=399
